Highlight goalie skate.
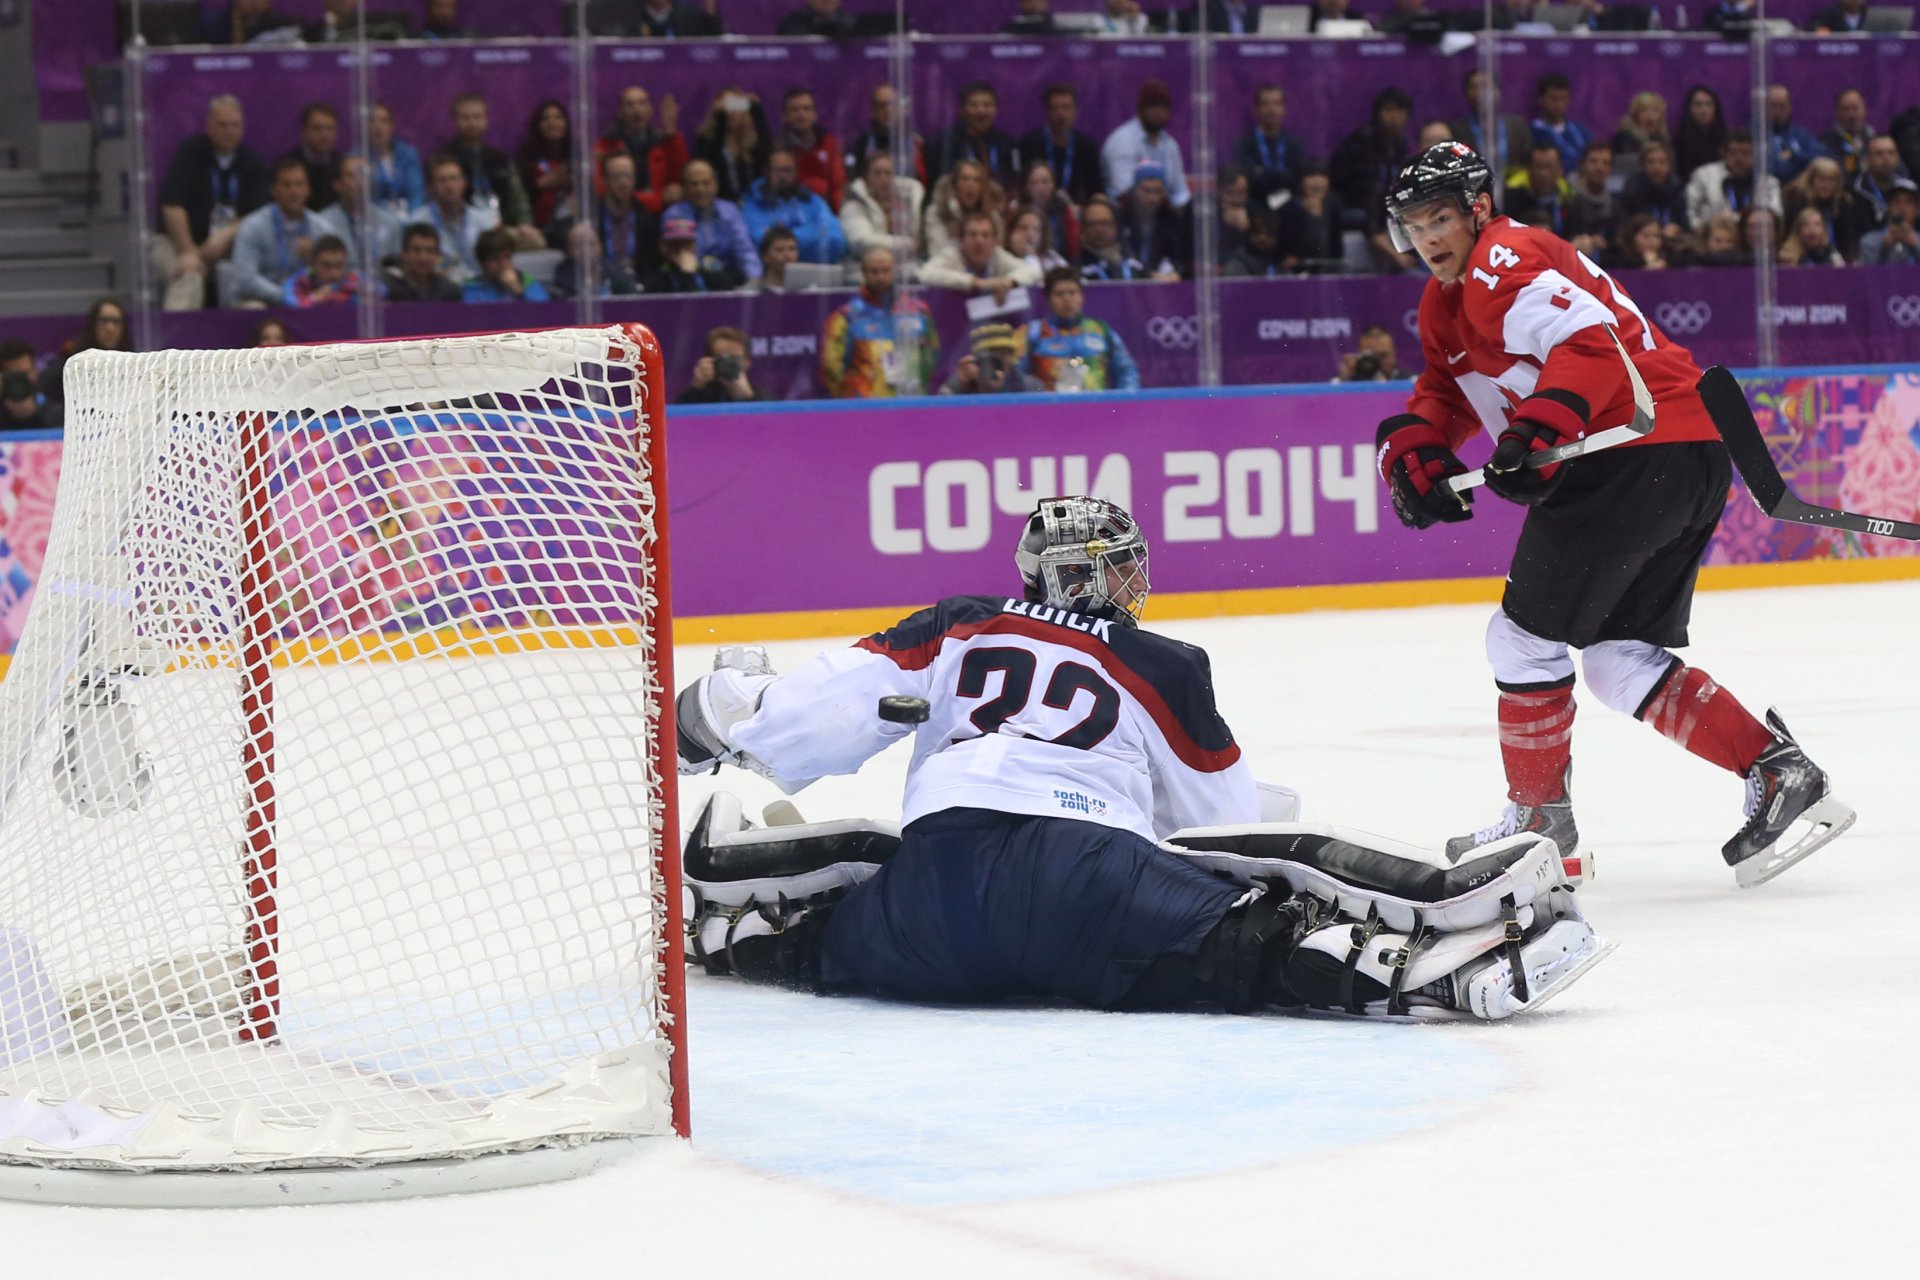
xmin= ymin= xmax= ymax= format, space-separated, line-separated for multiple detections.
xmin=1724 ymin=710 xmax=1856 ymax=889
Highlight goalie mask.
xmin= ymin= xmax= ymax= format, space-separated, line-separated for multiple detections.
xmin=1014 ymin=496 xmax=1150 ymax=623
xmin=1385 ymin=141 xmax=1495 ymax=254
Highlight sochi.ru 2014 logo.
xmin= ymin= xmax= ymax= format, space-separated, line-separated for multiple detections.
xmin=1146 ymin=315 xmax=1199 ymax=349
xmin=1653 ymin=301 xmax=1711 ymax=335
xmin=1886 ymin=295 xmax=1920 ymax=328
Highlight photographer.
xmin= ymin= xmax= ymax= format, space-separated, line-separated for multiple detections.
xmin=940 ymin=323 xmax=1044 ymax=396
xmin=678 ymin=327 xmax=768 ymax=405
xmin=1335 ymin=324 xmax=1401 ymax=383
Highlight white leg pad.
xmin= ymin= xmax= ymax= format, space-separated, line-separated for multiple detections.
xmin=1163 ymin=822 xmax=1566 ymax=934
xmin=683 ymin=791 xmax=897 ymax=908
xmin=1462 ymin=918 xmax=1615 ymax=1019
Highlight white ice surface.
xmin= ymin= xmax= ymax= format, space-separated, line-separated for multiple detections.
xmin=4 ymin=580 xmax=1915 ymax=1278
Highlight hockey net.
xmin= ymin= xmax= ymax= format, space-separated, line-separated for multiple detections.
xmin=0 ymin=325 xmax=685 ymax=1190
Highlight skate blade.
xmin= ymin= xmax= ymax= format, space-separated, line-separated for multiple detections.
xmin=1508 ymin=936 xmax=1617 ymax=1016
xmin=1735 ymin=794 xmax=1857 ymax=889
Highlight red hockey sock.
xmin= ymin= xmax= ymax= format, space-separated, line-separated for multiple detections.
xmin=1636 ymin=664 xmax=1775 ymax=775
xmin=1498 ymin=682 xmax=1575 ymax=806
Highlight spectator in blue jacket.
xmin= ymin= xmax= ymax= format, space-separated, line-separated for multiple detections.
xmin=1766 ymin=85 xmax=1827 ymax=185
xmin=369 ymin=103 xmax=426 ymax=215
xmin=460 ymin=227 xmax=552 ymax=303
xmin=1530 ymin=72 xmax=1593 ymax=177
xmin=739 ymin=148 xmax=848 ymax=266
xmin=661 ymin=160 xmax=762 ymax=282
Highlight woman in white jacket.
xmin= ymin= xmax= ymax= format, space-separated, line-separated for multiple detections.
xmin=840 ymin=151 xmax=925 ymax=264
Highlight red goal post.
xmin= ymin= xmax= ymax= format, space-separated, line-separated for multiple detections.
xmin=0 ymin=323 xmax=686 ymax=1204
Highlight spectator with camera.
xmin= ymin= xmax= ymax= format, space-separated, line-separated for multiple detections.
xmin=941 ymin=323 xmax=1044 ymax=395
xmin=1335 ymin=325 xmax=1399 ymax=383
xmin=740 ymin=148 xmax=847 ymax=266
xmin=693 ymin=89 xmax=769 ymax=205
xmin=679 ymin=328 xmax=769 ymax=405
xmin=820 ymin=246 xmax=940 ymax=398
xmin=1016 ymin=269 xmax=1140 ymax=392
xmin=0 ymin=340 xmax=56 ymax=431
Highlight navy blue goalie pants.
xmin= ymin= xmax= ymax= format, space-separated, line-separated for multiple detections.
xmin=818 ymin=807 xmax=1245 ymax=1009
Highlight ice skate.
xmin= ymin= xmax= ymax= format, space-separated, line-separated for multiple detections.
xmin=1722 ymin=709 xmax=1855 ymax=888
xmin=1446 ymin=788 xmax=1588 ymax=885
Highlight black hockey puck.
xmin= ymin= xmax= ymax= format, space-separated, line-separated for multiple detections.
xmin=877 ymin=695 xmax=931 ymax=724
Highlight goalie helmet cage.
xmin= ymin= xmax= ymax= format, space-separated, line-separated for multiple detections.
xmin=0 ymin=324 xmax=687 ymax=1207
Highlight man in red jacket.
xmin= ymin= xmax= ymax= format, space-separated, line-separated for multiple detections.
xmin=1373 ymin=142 xmax=1853 ymax=888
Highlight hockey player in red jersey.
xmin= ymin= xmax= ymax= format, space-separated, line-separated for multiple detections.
xmin=1374 ymin=141 xmax=1853 ymax=887
xmin=671 ymin=497 xmax=1609 ymax=1019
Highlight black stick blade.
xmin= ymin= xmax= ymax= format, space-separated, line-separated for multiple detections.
xmin=1696 ymin=365 xmax=1789 ymax=514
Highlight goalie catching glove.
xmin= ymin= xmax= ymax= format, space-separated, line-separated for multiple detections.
xmin=1376 ymin=414 xmax=1472 ymax=530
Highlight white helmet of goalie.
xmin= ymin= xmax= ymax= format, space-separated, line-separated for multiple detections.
xmin=1014 ymin=496 xmax=1151 ymax=623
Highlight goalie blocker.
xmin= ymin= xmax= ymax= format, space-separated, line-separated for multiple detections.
xmin=682 ymin=792 xmax=1610 ymax=1021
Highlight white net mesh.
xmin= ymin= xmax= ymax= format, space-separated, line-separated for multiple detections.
xmin=0 ymin=326 xmax=681 ymax=1173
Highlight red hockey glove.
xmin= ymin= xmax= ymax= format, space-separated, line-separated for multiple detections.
xmin=1376 ymin=414 xmax=1473 ymax=530
xmin=1485 ymin=391 xmax=1589 ymax=506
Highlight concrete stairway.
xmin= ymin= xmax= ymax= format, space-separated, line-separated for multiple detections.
xmin=0 ymin=167 xmax=112 ymax=318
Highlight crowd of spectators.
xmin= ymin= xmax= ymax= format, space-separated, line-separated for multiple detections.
xmin=101 ymin=1 xmax=1920 ymax=405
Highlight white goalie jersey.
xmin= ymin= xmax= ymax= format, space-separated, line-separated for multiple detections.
xmin=727 ymin=595 xmax=1261 ymax=841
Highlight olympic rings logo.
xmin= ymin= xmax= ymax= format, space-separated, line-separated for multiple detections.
xmin=1654 ymin=301 xmax=1712 ymax=335
xmin=1886 ymin=295 xmax=1920 ymax=328
xmin=1146 ymin=315 xmax=1200 ymax=349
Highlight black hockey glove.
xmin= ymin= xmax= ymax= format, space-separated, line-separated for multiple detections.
xmin=1376 ymin=414 xmax=1473 ymax=530
xmin=1485 ymin=392 xmax=1589 ymax=506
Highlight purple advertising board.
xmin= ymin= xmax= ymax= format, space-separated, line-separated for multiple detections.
xmin=8 ymin=367 xmax=1920 ymax=660
xmin=662 ymin=382 xmax=1526 ymax=618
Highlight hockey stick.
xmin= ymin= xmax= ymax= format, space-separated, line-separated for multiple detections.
xmin=1697 ymin=365 xmax=1920 ymax=542
xmin=1444 ymin=326 xmax=1657 ymax=494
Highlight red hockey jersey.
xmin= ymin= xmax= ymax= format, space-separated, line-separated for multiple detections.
xmin=1405 ymin=218 xmax=1720 ymax=452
